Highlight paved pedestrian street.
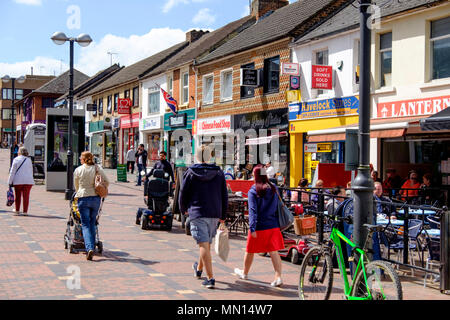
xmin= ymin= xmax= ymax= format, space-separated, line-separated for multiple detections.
xmin=0 ymin=150 xmax=447 ymax=301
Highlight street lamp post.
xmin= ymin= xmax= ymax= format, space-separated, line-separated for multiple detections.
xmin=2 ymin=75 xmax=25 ymax=167
xmin=51 ymin=32 xmax=92 ymax=200
xmin=353 ymin=0 xmax=374 ymax=250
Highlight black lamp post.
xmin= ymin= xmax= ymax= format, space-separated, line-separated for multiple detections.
xmin=2 ymin=75 xmax=25 ymax=167
xmin=51 ymin=32 xmax=92 ymax=200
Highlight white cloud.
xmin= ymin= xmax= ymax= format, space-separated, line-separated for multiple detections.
xmin=0 ymin=28 xmax=187 ymax=78
xmin=14 ymin=0 xmax=42 ymax=5
xmin=162 ymin=0 xmax=209 ymax=13
xmin=192 ymin=8 xmax=216 ymax=26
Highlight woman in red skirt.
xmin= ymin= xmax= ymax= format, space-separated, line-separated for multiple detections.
xmin=234 ymin=165 xmax=284 ymax=287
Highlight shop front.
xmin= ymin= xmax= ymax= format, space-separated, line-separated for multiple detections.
xmin=120 ymin=112 xmax=140 ymax=164
xmin=233 ymin=108 xmax=289 ymax=182
xmin=89 ymin=120 xmax=104 ymax=166
xmin=288 ymin=95 xmax=360 ymax=187
xmin=163 ymin=108 xmax=196 ymax=167
xmin=140 ymin=115 xmax=163 ymax=167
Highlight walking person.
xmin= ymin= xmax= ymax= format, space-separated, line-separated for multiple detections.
xmin=13 ymin=143 xmax=19 ymax=158
xmin=135 ymin=144 xmax=148 ymax=186
xmin=126 ymin=146 xmax=135 ymax=174
xmin=234 ymin=164 xmax=285 ymax=287
xmin=179 ymin=145 xmax=228 ymax=289
xmin=74 ymin=151 xmax=109 ymax=260
xmin=8 ymin=147 xmax=34 ymax=215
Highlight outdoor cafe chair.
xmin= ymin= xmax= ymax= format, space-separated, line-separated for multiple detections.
xmin=423 ymin=236 xmax=440 ymax=288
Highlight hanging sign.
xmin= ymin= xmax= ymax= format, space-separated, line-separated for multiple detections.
xmin=290 ymin=76 xmax=300 ymax=90
xmin=286 ymin=90 xmax=301 ymax=102
xmin=281 ymin=63 xmax=300 ymax=76
xmin=118 ymin=98 xmax=131 ymax=114
xmin=240 ymin=69 xmax=259 ymax=87
xmin=312 ymin=65 xmax=333 ymax=90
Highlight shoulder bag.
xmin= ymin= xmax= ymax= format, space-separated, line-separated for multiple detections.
xmin=94 ymin=165 xmax=108 ymax=198
xmin=275 ymin=187 xmax=294 ymax=231
xmin=6 ymin=157 xmax=28 ymax=207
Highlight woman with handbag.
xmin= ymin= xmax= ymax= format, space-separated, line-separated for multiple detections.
xmin=234 ymin=165 xmax=285 ymax=287
xmin=74 ymin=151 xmax=109 ymax=260
xmin=8 ymin=147 xmax=35 ymax=215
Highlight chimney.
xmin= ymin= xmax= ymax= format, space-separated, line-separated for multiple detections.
xmin=186 ymin=29 xmax=208 ymax=43
xmin=251 ymin=0 xmax=289 ymax=19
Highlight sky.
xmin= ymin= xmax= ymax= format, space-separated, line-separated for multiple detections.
xmin=0 ymin=0 xmax=297 ymax=78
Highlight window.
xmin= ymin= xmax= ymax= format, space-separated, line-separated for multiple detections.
xmin=203 ymin=74 xmax=214 ymax=104
xmin=107 ymin=95 xmax=112 ymax=114
xmin=167 ymin=75 xmax=173 ymax=96
xmin=182 ymin=72 xmax=189 ymax=104
xmin=124 ymin=90 xmax=130 ymax=99
xmin=114 ymin=93 xmax=119 ymax=112
xmin=380 ymin=32 xmax=392 ymax=87
xmin=148 ymin=91 xmax=160 ymax=114
xmin=315 ymin=50 xmax=329 ymax=95
xmin=220 ymin=69 xmax=233 ymax=101
xmin=2 ymin=88 xmax=12 ymax=100
xmin=42 ymin=98 xmax=55 ymax=108
xmin=98 ymin=98 xmax=103 ymax=115
xmin=2 ymin=109 xmax=15 ymax=120
xmin=354 ymin=40 xmax=360 ymax=85
xmin=15 ymin=89 xmax=23 ymax=100
xmin=431 ymin=16 xmax=450 ymax=80
xmin=241 ymin=62 xmax=255 ymax=99
xmin=263 ymin=56 xmax=280 ymax=94
xmin=133 ymin=87 xmax=139 ymax=106
xmin=93 ymin=100 xmax=97 ymax=116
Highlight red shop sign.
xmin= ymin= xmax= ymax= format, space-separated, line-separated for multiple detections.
xmin=377 ymin=95 xmax=450 ymax=119
xmin=312 ymin=65 xmax=333 ymax=90
xmin=118 ymin=98 xmax=131 ymax=114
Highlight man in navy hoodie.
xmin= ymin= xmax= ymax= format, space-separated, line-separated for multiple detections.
xmin=179 ymin=145 xmax=228 ymax=289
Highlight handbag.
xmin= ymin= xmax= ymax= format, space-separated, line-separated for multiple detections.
xmin=6 ymin=187 xmax=14 ymax=207
xmin=275 ymin=188 xmax=294 ymax=231
xmin=94 ymin=165 xmax=108 ymax=198
xmin=214 ymin=222 xmax=230 ymax=262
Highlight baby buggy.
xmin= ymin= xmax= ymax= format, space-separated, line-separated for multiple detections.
xmin=137 ymin=169 xmax=173 ymax=231
xmin=64 ymin=195 xmax=104 ymax=254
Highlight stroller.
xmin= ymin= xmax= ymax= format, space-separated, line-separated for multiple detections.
xmin=64 ymin=195 xmax=104 ymax=254
xmin=137 ymin=169 xmax=173 ymax=231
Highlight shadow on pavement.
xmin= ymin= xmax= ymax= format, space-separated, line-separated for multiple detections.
xmin=20 ymin=214 xmax=66 ymax=220
xmin=214 ymin=279 xmax=298 ymax=298
xmin=93 ymin=250 xmax=159 ymax=266
xmin=108 ymin=193 xmax=136 ymax=197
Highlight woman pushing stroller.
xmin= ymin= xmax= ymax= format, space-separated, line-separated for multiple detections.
xmin=74 ymin=151 xmax=109 ymax=260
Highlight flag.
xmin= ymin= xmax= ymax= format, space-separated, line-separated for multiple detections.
xmin=159 ymin=85 xmax=178 ymax=115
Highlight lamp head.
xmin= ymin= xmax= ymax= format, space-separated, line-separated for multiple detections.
xmin=51 ymin=31 xmax=69 ymax=45
xmin=16 ymin=76 xmax=25 ymax=84
xmin=76 ymin=34 xmax=92 ymax=47
xmin=2 ymin=75 xmax=11 ymax=83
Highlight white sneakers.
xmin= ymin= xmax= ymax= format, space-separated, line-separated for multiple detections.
xmin=234 ymin=268 xmax=248 ymax=280
xmin=270 ymin=278 xmax=283 ymax=287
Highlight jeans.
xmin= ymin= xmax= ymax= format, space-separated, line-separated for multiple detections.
xmin=127 ymin=161 xmax=135 ymax=174
xmin=78 ymin=196 xmax=101 ymax=251
xmin=137 ymin=164 xmax=146 ymax=185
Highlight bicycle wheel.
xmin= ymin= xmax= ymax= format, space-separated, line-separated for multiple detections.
xmin=351 ymin=260 xmax=402 ymax=300
xmin=298 ymin=246 xmax=333 ymax=300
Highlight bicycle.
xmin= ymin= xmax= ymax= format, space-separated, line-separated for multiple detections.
xmin=298 ymin=213 xmax=403 ymax=300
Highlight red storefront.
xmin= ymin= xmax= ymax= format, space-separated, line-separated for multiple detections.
xmin=120 ymin=112 xmax=140 ymax=163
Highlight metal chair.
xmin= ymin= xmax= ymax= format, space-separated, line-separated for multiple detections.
xmin=426 ymin=215 xmax=440 ymax=230
xmin=423 ymin=235 xmax=440 ymax=288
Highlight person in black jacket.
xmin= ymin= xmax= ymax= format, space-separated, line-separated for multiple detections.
xmin=145 ymin=151 xmax=174 ymax=182
xmin=135 ymin=144 xmax=148 ymax=186
xmin=179 ymin=145 xmax=228 ymax=289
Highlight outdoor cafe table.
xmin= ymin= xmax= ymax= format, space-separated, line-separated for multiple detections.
xmin=396 ymin=208 xmax=435 ymax=216
xmin=421 ymin=228 xmax=440 ymax=238
xmin=377 ymin=218 xmax=404 ymax=226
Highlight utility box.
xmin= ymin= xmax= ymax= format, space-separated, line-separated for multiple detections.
xmin=345 ymin=128 xmax=359 ymax=171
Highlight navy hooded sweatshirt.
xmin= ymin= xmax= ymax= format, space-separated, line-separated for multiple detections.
xmin=179 ymin=163 xmax=228 ymax=221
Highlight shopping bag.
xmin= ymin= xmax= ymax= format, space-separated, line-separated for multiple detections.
xmin=6 ymin=187 xmax=14 ymax=207
xmin=214 ymin=225 xmax=230 ymax=262
xmin=275 ymin=189 xmax=294 ymax=231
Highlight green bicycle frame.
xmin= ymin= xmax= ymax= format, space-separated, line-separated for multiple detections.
xmin=329 ymin=227 xmax=373 ymax=300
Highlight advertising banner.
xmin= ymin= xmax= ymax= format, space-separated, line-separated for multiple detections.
xmin=312 ymin=65 xmax=333 ymax=90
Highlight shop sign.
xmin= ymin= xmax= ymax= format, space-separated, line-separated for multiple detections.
xmin=290 ymin=76 xmax=300 ymax=90
xmin=197 ymin=116 xmax=232 ymax=135
xmin=312 ymin=65 xmax=333 ymax=90
xmin=140 ymin=116 xmax=161 ymax=131
xmin=113 ymin=117 xmax=120 ymax=129
xmin=304 ymin=143 xmax=332 ymax=153
xmin=120 ymin=113 xmax=140 ymax=129
xmin=289 ymin=95 xmax=359 ymax=121
xmin=304 ymin=143 xmax=317 ymax=153
xmin=89 ymin=120 xmax=104 ymax=133
xmin=240 ymin=68 xmax=259 ymax=87
xmin=86 ymin=104 xmax=97 ymax=112
xmin=169 ymin=113 xmax=187 ymax=128
xmin=286 ymin=90 xmax=301 ymax=102
xmin=234 ymin=108 xmax=288 ymax=132
xmin=103 ymin=116 xmax=112 ymax=129
xmin=377 ymin=95 xmax=450 ymax=119
xmin=281 ymin=63 xmax=300 ymax=76
xmin=118 ymin=98 xmax=132 ymax=114
xmin=163 ymin=108 xmax=196 ymax=131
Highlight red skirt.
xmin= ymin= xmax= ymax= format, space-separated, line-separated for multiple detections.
xmin=246 ymin=228 xmax=285 ymax=253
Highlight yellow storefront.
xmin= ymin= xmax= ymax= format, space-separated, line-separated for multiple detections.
xmin=288 ymin=96 xmax=360 ymax=187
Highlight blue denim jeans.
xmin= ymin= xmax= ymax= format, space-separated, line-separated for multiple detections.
xmin=137 ymin=164 xmax=146 ymax=185
xmin=78 ymin=196 xmax=101 ymax=251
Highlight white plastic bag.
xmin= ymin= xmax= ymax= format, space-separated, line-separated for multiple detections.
xmin=214 ymin=225 xmax=230 ymax=262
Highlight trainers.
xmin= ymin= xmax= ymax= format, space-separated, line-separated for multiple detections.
xmin=193 ymin=262 xmax=202 ymax=279
xmin=135 ymin=218 xmax=141 ymax=225
xmin=202 ymin=278 xmax=215 ymax=289
xmin=86 ymin=250 xmax=94 ymax=261
xmin=270 ymin=278 xmax=283 ymax=287
xmin=234 ymin=268 xmax=248 ymax=280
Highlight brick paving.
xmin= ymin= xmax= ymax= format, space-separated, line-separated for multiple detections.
xmin=0 ymin=149 xmax=448 ymax=300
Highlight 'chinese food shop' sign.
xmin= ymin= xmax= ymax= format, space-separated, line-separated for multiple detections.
xmin=289 ymin=96 xmax=359 ymax=121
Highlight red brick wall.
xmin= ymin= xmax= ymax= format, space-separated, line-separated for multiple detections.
xmin=33 ymin=96 xmax=46 ymax=122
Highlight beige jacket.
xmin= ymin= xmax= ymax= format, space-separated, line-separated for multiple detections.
xmin=74 ymin=164 xmax=110 ymax=198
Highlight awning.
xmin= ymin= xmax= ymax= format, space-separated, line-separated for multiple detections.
xmin=246 ymin=131 xmax=288 ymax=146
xmin=420 ymin=107 xmax=450 ymax=131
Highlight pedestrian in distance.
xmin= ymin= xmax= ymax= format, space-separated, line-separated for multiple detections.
xmin=179 ymin=145 xmax=228 ymax=289
xmin=13 ymin=143 xmax=19 ymax=158
xmin=8 ymin=147 xmax=34 ymax=215
xmin=234 ymin=164 xmax=285 ymax=287
xmin=126 ymin=146 xmax=136 ymax=174
xmin=74 ymin=151 xmax=110 ymax=261
xmin=135 ymin=144 xmax=148 ymax=186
